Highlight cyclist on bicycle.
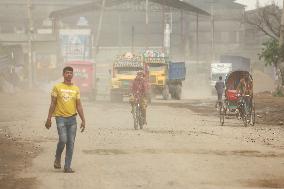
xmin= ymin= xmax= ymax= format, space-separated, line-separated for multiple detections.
xmin=129 ymin=70 xmax=148 ymax=125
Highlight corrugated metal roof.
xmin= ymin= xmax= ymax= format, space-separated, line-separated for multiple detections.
xmin=50 ymin=0 xmax=210 ymax=19
xmin=49 ymin=2 xmax=99 ymax=19
xmin=184 ymin=0 xmax=245 ymax=10
xmin=149 ymin=0 xmax=210 ymax=15
xmin=49 ymin=0 xmax=133 ymax=19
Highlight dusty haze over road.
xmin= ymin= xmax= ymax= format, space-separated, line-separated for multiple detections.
xmin=1 ymin=92 xmax=283 ymax=189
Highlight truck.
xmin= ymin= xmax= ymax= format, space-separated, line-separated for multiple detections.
xmin=143 ymin=50 xmax=186 ymax=100
xmin=110 ymin=52 xmax=144 ymax=102
xmin=210 ymin=55 xmax=251 ymax=94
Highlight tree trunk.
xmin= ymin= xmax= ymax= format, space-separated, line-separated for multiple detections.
xmin=279 ymin=0 xmax=284 ymax=88
xmin=280 ymin=0 xmax=284 ymax=45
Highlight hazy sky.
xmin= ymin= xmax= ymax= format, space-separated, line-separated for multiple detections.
xmin=236 ymin=0 xmax=283 ymax=10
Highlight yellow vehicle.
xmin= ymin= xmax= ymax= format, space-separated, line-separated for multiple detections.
xmin=143 ymin=50 xmax=186 ymax=100
xmin=110 ymin=52 xmax=144 ymax=102
xmin=143 ymin=51 xmax=169 ymax=100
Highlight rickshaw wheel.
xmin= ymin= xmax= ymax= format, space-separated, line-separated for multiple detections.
xmin=241 ymin=112 xmax=248 ymax=127
xmin=219 ymin=104 xmax=225 ymax=126
xmin=250 ymin=103 xmax=256 ymax=126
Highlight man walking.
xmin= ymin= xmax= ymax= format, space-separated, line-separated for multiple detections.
xmin=45 ymin=66 xmax=85 ymax=173
xmin=215 ymin=76 xmax=225 ymax=108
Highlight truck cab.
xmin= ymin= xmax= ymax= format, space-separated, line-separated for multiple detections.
xmin=143 ymin=50 xmax=186 ymax=100
xmin=110 ymin=52 xmax=144 ymax=102
xmin=148 ymin=63 xmax=168 ymax=87
xmin=143 ymin=50 xmax=169 ymax=99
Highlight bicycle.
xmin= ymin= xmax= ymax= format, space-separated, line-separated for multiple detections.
xmin=132 ymin=97 xmax=145 ymax=130
xmin=237 ymin=94 xmax=254 ymax=127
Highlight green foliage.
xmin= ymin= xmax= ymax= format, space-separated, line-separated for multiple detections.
xmin=273 ymin=87 xmax=284 ymax=97
xmin=259 ymin=39 xmax=282 ymax=68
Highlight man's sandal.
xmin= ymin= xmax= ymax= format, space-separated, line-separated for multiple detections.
xmin=64 ymin=168 xmax=75 ymax=173
xmin=54 ymin=159 xmax=61 ymax=169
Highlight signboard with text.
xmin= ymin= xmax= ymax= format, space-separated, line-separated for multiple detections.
xmin=143 ymin=50 xmax=167 ymax=64
xmin=59 ymin=29 xmax=91 ymax=62
xmin=114 ymin=52 xmax=143 ymax=68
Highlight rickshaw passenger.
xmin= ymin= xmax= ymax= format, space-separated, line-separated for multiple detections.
xmin=225 ymin=76 xmax=237 ymax=101
xmin=245 ymin=77 xmax=253 ymax=111
xmin=237 ymin=77 xmax=252 ymax=111
xmin=236 ymin=78 xmax=246 ymax=95
xmin=237 ymin=77 xmax=252 ymax=96
xmin=227 ymin=82 xmax=234 ymax=90
xmin=245 ymin=77 xmax=253 ymax=96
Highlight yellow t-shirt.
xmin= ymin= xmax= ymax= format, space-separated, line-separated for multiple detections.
xmin=51 ymin=82 xmax=80 ymax=117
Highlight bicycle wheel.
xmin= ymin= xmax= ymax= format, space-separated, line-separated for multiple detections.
xmin=250 ymin=103 xmax=256 ymax=126
xmin=139 ymin=107 xmax=144 ymax=129
xmin=239 ymin=98 xmax=248 ymax=127
xmin=133 ymin=105 xmax=139 ymax=130
xmin=241 ymin=108 xmax=248 ymax=127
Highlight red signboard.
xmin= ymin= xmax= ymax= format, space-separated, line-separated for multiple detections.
xmin=65 ymin=61 xmax=94 ymax=94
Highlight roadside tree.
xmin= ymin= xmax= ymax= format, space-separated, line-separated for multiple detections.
xmin=245 ymin=1 xmax=284 ymax=93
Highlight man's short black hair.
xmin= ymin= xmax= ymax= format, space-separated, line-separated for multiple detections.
xmin=219 ymin=76 xmax=222 ymax=80
xmin=63 ymin=66 xmax=73 ymax=74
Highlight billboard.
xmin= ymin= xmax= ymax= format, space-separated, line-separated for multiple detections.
xmin=59 ymin=29 xmax=91 ymax=62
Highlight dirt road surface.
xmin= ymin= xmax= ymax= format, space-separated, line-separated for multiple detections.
xmin=1 ymin=92 xmax=284 ymax=189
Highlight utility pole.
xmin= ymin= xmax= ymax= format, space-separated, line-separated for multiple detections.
xmin=131 ymin=26 xmax=135 ymax=53
xmin=164 ymin=13 xmax=171 ymax=57
xmin=27 ymin=0 xmax=33 ymax=88
xmin=162 ymin=0 xmax=165 ymax=53
xmin=180 ymin=10 xmax=185 ymax=59
xmin=256 ymin=0 xmax=260 ymax=8
xmin=196 ymin=14 xmax=199 ymax=64
xmin=94 ymin=0 xmax=106 ymax=55
xmin=210 ymin=1 xmax=215 ymax=62
xmin=117 ymin=12 xmax=121 ymax=49
xmin=145 ymin=0 xmax=149 ymax=49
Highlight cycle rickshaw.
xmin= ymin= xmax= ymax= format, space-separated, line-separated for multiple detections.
xmin=219 ymin=71 xmax=255 ymax=126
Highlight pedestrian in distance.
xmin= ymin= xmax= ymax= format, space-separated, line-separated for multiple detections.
xmin=45 ymin=66 xmax=86 ymax=173
xmin=215 ymin=76 xmax=225 ymax=108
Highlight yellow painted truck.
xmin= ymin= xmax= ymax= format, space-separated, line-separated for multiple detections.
xmin=110 ymin=52 xmax=144 ymax=102
xmin=143 ymin=50 xmax=186 ymax=100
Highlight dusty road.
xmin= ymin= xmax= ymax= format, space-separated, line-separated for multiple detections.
xmin=1 ymin=92 xmax=284 ymax=189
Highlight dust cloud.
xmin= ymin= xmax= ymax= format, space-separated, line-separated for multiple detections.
xmin=182 ymin=62 xmax=212 ymax=100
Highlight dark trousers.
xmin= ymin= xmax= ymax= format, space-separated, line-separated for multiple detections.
xmin=217 ymin=93 xmax=223 ymax=101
